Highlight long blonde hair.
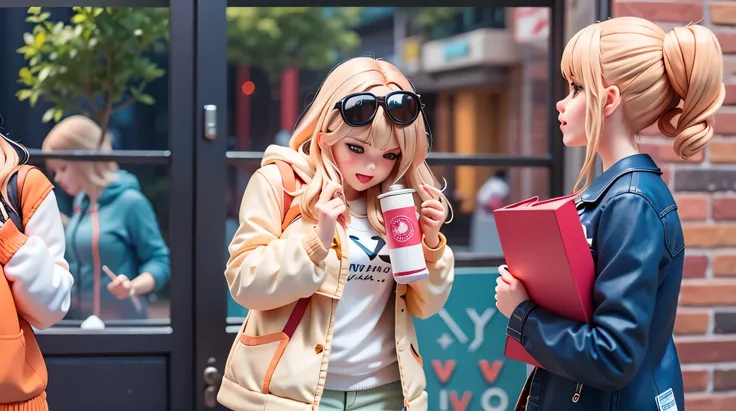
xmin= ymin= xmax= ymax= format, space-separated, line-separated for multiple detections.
xmin=289 ymin=57 xmax=450 ymax=235
xmin=562 ymin=17 xmax=726 ymax=194
xmin=0 ymin=133 xmax=29 ymax=208
xmin=41 ymin=115 xmax=119 ymax=189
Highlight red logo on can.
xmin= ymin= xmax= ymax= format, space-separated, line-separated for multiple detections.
xmin=390 ymin=215 xmax=415 ymax=243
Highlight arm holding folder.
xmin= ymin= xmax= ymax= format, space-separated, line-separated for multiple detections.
xmin=494 ymin=193 xmax=664 ymax=391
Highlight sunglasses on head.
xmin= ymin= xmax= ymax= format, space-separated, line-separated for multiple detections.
xmin=333 ymin=91 xmax=424 ymax=127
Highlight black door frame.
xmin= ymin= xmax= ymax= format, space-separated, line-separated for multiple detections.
xmin=2 ymin=0 xmax=569 ymax=410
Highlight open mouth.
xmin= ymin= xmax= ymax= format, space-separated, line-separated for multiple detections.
xmin=356 ymin=173 xmax=373 ymax=184
xmin=560 ymin=120 xmax=567 ymax=126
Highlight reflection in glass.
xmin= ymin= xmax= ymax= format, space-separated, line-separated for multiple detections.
xmin=225 ymin=164 xmax=258 ymax=321
xmin=2 ymin=7 xmax=169 ymax=151
xmin=30 ymin=157 xmax=171 ymax=326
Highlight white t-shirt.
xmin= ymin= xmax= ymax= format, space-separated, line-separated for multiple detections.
xmin=324 ymin=198 xmax=400 ymax=391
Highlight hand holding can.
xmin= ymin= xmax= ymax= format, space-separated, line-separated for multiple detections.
xmin=378 ymin=184 xmax=429 ymax=284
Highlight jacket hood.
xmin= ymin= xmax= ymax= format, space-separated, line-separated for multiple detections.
xmin=99 ymin=170 xmax=141 ymax=205
xmin=261 ymin=144 xmax=315 ymax=183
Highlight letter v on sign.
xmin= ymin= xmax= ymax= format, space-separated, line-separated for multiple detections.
xmin=478 ymin=359 xmax=503 ymax=383
xmin=432 ymin=359 xmax=456 ymax=384
xmin=449 ymin=391 xmax=472 ymax=411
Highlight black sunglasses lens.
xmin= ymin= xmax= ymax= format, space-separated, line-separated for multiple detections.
xmin=342 ymin=95 xmax=377 ymax=125
xmin=386 ymin=93 xmax=419 ymax=124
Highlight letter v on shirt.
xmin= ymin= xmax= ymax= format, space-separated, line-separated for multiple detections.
xmin=324 ymin=198 xmax=401 ymax=391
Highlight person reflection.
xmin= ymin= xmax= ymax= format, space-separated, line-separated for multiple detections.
xmin=42 ymin=115 xmax=171 ymax=323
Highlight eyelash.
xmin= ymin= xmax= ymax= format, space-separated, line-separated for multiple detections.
xmin=570 ymin=82 xmax=583 ymax=96
xmin=346 ymin=143 xmax=400 ymax=160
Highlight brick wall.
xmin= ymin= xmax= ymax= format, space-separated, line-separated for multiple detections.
xmin=614 ymin=1 xmax=736 ymax=410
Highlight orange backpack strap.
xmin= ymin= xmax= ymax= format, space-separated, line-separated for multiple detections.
xmin=271 ymin=160 xmax=310 ymax=338
xmin=273 ymin=160 xmax=302 ymax=231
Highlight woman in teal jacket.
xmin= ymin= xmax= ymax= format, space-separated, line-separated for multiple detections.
xmin=42 ymin=115 xmax=170 ymax=321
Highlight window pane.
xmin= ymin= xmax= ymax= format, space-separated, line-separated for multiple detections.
xmin=28 ymin=159 xmax=172 ymax=329
xmin=222 ymin=7 xmax=550 ymax=158
xmin=0 ymin=7 xmax=170 ymax=151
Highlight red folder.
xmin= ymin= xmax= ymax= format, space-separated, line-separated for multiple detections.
xmin=493 ymin=194 xmax=595 ymax=368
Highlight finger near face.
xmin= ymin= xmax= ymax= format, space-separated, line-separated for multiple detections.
xmin=326 ymin=197 xmax=345 ymax=208
xmin=421 ymin=199 xmax=444 ymax=211
xmin=420 ymin=217 xmax=440 ymax=229
xmin=422 ymin=209 xmax=445 ymax=221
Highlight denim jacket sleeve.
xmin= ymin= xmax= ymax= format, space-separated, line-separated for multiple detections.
xmin=506 ymin=193 xmax=666 ymax=391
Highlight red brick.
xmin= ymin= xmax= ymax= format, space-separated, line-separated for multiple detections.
xmin=677 ymin=338 xmax=736 ymax=363
xmin=725 ymin=84 xmax=736 ymax=105
xmin=675 ymin=309 xmax=710 ymax=334
xmin=684 ymin=255 xmax=709 ymax=278
xmin=725 ymin=56 xmax=736 ymax=78
xmin=683 ymin=225 xmax=736 ymax=247
xmin=713 ymin=197 xmax=736 ymax=220
xmin=683 ymin=369 xmax=710 ymax=392
xmin=714 ymin=254 xmax=736 ymax=277
xmin=714 ymin=112 xmax=736 ymax=135
xmin=716 ymin=33 xmax=736 ymax=54
xmin=710 ymin=141 xmax=736 ymax=163
xmin=686 ymin=393 xmax=736 ymax=411
xmin=640 ymin=142 xmax=704 ymax=163
xmin=711 ymin=2 xmax=736 ymax=26
xmin=675 ymin=195 xmax=709 ymax=220
xmin=714 ymin=369 xmax=736 ymax=391
xmin=680 ymin=281 xmax=736 ymax=305
xmin=614 ymin=1 xmax=704 ymax=23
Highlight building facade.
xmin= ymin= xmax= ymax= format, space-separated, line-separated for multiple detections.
xmin=613 ymin=2 xmax=736 ymax=410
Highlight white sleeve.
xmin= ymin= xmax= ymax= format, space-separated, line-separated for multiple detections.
xmin=3 ymin=191 xmax=74 ymax=330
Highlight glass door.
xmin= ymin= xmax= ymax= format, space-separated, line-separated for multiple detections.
xmin=1 ymin=0 xmax=196 ymax=409
xmin=194 ymin=1 xmax=568 ymax=410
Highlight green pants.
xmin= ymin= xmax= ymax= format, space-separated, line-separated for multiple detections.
xmin=319 ymin=381 xmax=404 ymax=411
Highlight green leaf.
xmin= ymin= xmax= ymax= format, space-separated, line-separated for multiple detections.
xmin=42 ymin=108 xmax=55 ymax=123
xmin=16 ymin=89 xmax=33 ymax=101
xmin=23 ymin=32 xmax=34 ymax=46
xmin=136 ymin=94 xmax=154 ymax=105
xmin=33 ymin=31 xmax=46 ymax=49
xmin=18 ymin=67 xmax=32 ymax=84
xmin=54 ymin=109 xmax=64 ymax=122
xmin=28 ymin=7 xmax=41 ymax=15
xmin=71 ymin=13 xmax=86 ymax=24
xmin=38 ymin=67 xmax=51 ymax=82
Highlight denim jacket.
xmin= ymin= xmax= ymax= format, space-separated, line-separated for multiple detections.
xmin=507 ymin=154 xmax=685 ymax=411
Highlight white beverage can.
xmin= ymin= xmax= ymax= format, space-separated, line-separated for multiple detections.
xmin=377 ymin=184 xmax=429 ymax=284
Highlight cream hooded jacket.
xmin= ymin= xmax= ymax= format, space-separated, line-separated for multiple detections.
xmin=218 ymin=145 xmax=455 ymax=411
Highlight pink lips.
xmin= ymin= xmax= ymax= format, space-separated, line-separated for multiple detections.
xmin=356 ymin=174 xmax=373 ymax=183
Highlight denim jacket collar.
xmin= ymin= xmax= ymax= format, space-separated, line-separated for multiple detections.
xmin=580 ymin=154 xmax=661 ymax=203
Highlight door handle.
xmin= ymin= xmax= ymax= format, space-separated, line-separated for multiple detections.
xmin=203 ymin=357 xmax=223 ymax=408
xmin=204 ymin=105 xmax=217 ymax=141
xmin=204 ymin=365 xmax=222 ymax=386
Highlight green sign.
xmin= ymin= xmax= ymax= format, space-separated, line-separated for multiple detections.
xmin=413 ymin=267 xmax=527 ymax=411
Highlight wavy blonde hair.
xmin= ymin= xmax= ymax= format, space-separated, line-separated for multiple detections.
xmin=563 ymin=17 xmax=726 ymax=194
xmin=289 ymin=57 xmax=450 ymax=235
xmin=0 ymin=133 xmax=29 ymax=211
xmin=41 ymin=115 xmax=119 ymax=189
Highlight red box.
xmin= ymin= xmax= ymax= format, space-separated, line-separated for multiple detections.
xmin=494 ymin=195 xmax=595 ymax=368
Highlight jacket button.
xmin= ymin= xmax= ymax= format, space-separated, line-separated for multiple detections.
xmin=315 ymin=344 xmax=324 ymax=354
